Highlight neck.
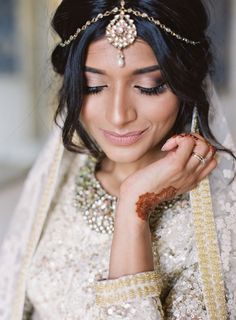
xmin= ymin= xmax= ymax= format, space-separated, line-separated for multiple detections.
xmin=98 ymin=146 xmax=166 ymax=192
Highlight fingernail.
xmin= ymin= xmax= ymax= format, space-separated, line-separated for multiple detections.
xmin=161 ymin=139 xmax=169 ymax=151
xmin=161 ymin=142 xmax=170 ymax=151
xmin=161 ymin=138 xmax=173 ymax=151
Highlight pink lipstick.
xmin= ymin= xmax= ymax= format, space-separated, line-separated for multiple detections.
xmin=101 ymin=128 xmax=149 ymax=146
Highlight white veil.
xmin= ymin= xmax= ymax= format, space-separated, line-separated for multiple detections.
xmin=190 ymin=77 xmax=236 ymax=319
xmin=209 ymin=80 xmax=236 ymax=318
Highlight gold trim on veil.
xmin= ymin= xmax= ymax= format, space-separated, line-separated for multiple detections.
xmin=190 ymin=86 xmax=228 ymax=319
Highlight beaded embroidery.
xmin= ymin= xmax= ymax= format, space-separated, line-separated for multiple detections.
xmin=74 ymin=156 xmax=184 ymax=235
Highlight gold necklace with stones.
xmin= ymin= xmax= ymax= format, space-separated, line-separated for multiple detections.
xmin=74 ymin=155 xmax=184 ymax=235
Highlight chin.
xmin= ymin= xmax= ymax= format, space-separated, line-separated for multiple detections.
xmin=101 ymin=145 xmax=152 ymax=164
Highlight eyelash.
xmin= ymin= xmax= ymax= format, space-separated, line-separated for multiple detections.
xmin=85 ymin=86 xmax=107 ymax=95
xmin=84 ymin=83 xmax=167 ymax=96
xmin=135 ymin=83 xmax=167 ymax=96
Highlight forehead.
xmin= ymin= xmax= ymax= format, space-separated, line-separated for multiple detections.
xmin=85 ymin=37 xmax=159 ymax=72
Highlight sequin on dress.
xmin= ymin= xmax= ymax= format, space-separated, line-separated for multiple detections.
xmin=24 ymin=154 xmax=233 ymax=319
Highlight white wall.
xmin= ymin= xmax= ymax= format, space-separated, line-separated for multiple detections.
xmin=0 ymin=0 xmax=57 ymax=185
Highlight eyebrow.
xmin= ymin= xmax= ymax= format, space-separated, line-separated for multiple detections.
xmin=84 ymin=65 xmax=161 ymax=75
xmin=133 ymin=65 xmax=161 ymax=75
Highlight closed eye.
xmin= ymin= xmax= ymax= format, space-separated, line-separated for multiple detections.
xmin=84 ymin=85 xmax=108 ymax=95
xmin=84 ymin=83 xmax=168 ymax=96
xmin=134 ymin=83 xmax=168 ymax=96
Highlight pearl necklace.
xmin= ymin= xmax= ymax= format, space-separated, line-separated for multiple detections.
xmin=74 ymin=156 xmax=184 ymax=235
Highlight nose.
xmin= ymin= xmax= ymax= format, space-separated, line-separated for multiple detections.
xmin=105 ymin=84 xmax=137 ymax=127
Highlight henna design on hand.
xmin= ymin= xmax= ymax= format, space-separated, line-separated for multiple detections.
xmin=179 ymin=133 xmax=216 ymax=157
xmin=135 ymin=186 xmax=178 ymax=221
xmin=179 ymin=133 xmax=199 ymax=143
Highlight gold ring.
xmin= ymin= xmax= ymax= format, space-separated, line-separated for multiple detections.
xmin=192 ymin=152 xmax=206 ymax=165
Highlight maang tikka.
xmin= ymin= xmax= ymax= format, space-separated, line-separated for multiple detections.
xmin=59 ymin=0 xmax=201 ymax=67
xmin=106 ymin=0 xmax=137 ymax=67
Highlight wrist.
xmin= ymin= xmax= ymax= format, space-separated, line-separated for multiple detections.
xmin=115 ymin=197 xmax=150 ymax=231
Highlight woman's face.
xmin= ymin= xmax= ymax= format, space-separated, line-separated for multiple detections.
xmin=81 ymin=37 xmax=180 ymax=163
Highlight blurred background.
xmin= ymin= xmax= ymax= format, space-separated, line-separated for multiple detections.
xmin=0 ymin=0 xmax=235 ymax=243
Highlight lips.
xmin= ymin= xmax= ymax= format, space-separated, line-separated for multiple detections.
xmin=102 ymin=129 xmax=147 ymax=137
xmin=101 ymin=128 xmax=149 ymax=146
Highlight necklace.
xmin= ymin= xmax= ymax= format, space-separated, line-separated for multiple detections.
xmin=74 ymin=156 xmax=184 ymax=235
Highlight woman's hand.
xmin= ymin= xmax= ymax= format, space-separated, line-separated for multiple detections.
xmin=108 ymin=133 xmax=217 ymax=279
xmin=119 ymin=133 xmax=217 ymax=219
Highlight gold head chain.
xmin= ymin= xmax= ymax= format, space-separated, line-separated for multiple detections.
xmin=59 ymin=0 xmax=201 ymax=67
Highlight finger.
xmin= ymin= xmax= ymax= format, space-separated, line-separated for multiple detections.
xmin=189 ymin=133 xmax=216 ymax=160
xmin=161 ymin=132 xmax=203 ymax=151
xmin=187 ymin=140 xmax=210 ymax=170
xmin=205 ymin=145 xmax=217 ymax=160
xmin=161 ymin=135 xmax=179 ymax=151
xmin=176 ymin=157 xmax=217 ymax=195
xmin=193 ymin=146 xmax=216 ymax=174
xmin=189 ymin=132 xmax=206 ymax=142
xmin=166 ymin=135 xmax=197 ymax=167
xmin=161 ymin=133 xmax=197 ymax=151
xmin=196 ymin=157 xmax=217 ymax=181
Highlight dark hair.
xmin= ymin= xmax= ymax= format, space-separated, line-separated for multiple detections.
xmin=51 ymin=0 xmax=235 ymax=173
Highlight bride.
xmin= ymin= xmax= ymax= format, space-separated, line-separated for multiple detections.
xmin=0 ymin=0 xmax=235 ymax=319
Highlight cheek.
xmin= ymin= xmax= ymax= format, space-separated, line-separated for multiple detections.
xmin=141 ymin=93 xmax=180 ymax=125
xmin=80 ymin=101 xmax=101 ymax=129
xmin=81 ymin=92 xmax=109 ymax=125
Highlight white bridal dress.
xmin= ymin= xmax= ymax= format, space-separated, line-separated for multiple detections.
xmin=0 ymin=81 xmax=235 ymax=320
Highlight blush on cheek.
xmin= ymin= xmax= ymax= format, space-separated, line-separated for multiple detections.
xmin=145 ymin=104 xmax=180 ymax=133
xmin=80 ymin=104 xmax=97 ymax=129
xmin=146 ymin=97 xmax=180 ymax=145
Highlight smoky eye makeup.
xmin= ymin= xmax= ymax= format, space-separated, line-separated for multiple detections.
xmin=83 ymin=73 xmax=107 ymax=95
xmin=135 ymin=73 xmax=165 ymax=86
xmin=84 ymin=83 xmax=168 ymax=96
xmin=132 ymin=75 xmax=168 ymax=96
xmin=84 ymin=85 xmax=107 ymax=95
xmin=134 ymin=83 xmax=168 ymax=96
xmin=83 ymin=72 xmax=168 ymax=96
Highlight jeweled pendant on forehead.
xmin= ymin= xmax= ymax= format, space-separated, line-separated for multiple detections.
xmin=118 ymin=51 xmax=125 ymax=67
xmin=106 ymin=3 xmax=137 ymax=68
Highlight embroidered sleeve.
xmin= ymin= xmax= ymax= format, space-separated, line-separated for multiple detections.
xmin=163 ymin=263 xmax=208 ymax=319
xmin=94 ymin=270 xmax=164 ymax=319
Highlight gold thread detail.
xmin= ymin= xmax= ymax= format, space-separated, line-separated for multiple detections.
xmin=95 ymin=271 xmax=162 ymax=292
xmin=190 ymin=177 xmax=228 ymax=320
xmin=96 ymin=285 xmax=161 ymax=306
xmin=95 ymin=271 xmax=162 ymax=306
